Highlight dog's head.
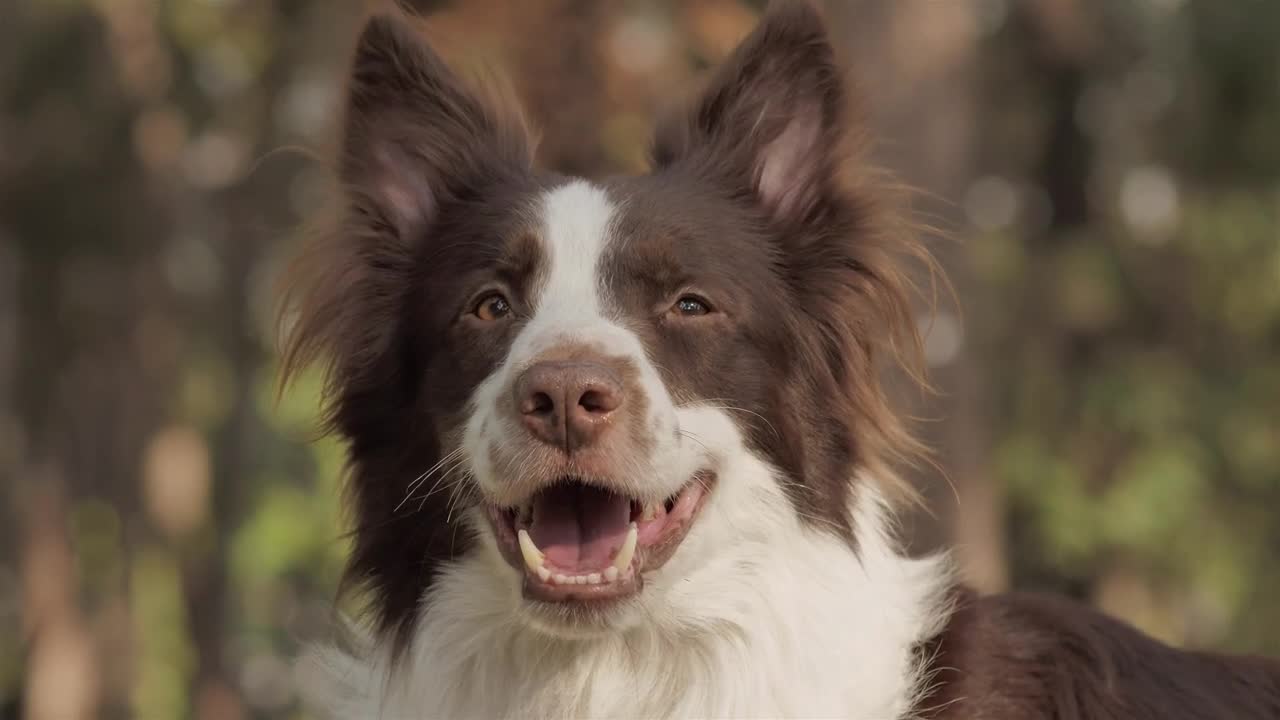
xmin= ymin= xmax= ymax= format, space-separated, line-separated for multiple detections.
xmin=282 ymin=1 xmax=928 ymax=651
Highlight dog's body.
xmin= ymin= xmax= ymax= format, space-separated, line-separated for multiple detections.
xmin=282 ymin=3 xmax=1280 ymax=718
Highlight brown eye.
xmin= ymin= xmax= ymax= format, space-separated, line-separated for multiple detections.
xmin=673 ymin=296 xmax=711 ymax=316
xmin=474 ymin=293 xmax=512 ymax=321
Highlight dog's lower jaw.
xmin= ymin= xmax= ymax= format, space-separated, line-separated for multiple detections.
xmin=297 ymin=477 xmax=954 ymax=720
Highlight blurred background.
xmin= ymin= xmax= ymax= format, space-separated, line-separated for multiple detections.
xmin=3 ymin=0 xmax=1279 ymax=717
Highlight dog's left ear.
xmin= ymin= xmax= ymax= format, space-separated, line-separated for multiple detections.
xmin=653 ymin=1 xmax=846 ymax=226
xmin=340 ymin=13 xmax=533 ymax=243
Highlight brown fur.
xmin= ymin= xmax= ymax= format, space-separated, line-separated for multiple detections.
xmin=917 ymin=589 xmax=1280 ymax=719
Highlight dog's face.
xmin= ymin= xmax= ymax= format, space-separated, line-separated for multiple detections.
xmin=284 ymin=3 xmax=922 ymax=648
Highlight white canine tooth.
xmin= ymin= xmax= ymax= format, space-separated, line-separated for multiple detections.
xmin=612 ymin=523 xmax=638 ymax=572
xmin=517 ymin=529 xmax=544 ymax=573
xmin=553 ymin=573 xmax=568 ymax=585
xmin=587 ymin=573 xmax=602 ymax=585
xmin=604 ymin=566 xmax=619 ymax=582
xmin=537 ymin=566 xmax=551 ymax=582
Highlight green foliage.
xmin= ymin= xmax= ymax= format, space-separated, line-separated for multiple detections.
xmin=970 ymin=0 xmax=1280 ymax=653
xmin=131 ymin=548 xmax=195 ymax=720
xmin=993 ymin=187 xmax=1280 ymax=652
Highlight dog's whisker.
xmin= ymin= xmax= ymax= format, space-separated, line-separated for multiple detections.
xmin=444 ymin=467 xmax=479 ymax=525
xmin=675 ymin=428 xmax=710 ymax=454
xmin=393 ymin=468 xmax=435 ymax=514
xmin=412 ymin=453 xmax=473 ymax=508
xmin=401 ymin=461 xmax=468 ymax=514
xmin=395 ymin=448 xmax=465 ymax=513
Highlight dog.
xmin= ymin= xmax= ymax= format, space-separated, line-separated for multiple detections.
xmin=279 ymin=2 xmax=1280 ymax=718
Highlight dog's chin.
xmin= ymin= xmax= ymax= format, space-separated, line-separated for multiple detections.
xmin=516 ymin=593 xmax=648 ymax=639
xmin=484 ymin=471 xmax=715 ymax=634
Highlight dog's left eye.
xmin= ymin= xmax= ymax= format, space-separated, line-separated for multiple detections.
xmin=473 ymin=293 xmax=513 ymax=321
xmin=673 ymin=296 xmax=712 ymax=317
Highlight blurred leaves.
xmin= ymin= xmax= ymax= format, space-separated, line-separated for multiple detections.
xmin=131 ymin=548 xmax=194 ymax=720
xmin=984 ymin=0 xmax=1280 ymax=651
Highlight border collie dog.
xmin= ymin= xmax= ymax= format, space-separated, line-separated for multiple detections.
xmin=282 ymin=3 xmax=1280 ymax=718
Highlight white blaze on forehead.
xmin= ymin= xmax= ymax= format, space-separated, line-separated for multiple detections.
xmin=518 ymin=179 xmax=616 ymax=355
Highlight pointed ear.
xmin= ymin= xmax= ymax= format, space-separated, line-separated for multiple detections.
xmin=341 ymin=13 xmax=533 ymax=240
xmin=652 ymin=1 xmax=847 ymax=225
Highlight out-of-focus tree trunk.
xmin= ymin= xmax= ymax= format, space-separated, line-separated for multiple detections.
xmin=834 ymin=1 xmax=1006 ymax=591
xmin=19 ymin=485 xmax=98 ymax=720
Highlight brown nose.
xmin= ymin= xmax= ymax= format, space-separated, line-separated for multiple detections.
xmin=513 ymin=360 xmax=624 ymax=452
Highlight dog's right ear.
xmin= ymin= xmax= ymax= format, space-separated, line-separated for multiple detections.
xmin=341 ymin=13 xmax=533 ymax=242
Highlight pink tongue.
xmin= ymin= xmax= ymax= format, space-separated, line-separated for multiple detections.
xmin=528 ymin=483 xmax=632 ymax=571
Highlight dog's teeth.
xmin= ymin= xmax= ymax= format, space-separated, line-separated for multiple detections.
xmin=612 ymin=523 xmax=638 ymax=572
xmin=517 ymin=529 xmax=544 ymax=573
xmin=525 ymin=524 xmax=636 ymax=584
xmin=641 ymin=502 xmax=659 ymax=522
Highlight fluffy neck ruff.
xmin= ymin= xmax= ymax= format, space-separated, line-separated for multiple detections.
xmin=300 ymin=472 xmax=953 ymax=720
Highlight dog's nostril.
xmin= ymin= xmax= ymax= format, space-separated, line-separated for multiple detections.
xmin=578 ymin=389 xmax=612 ymax=414
xmin=529 ymin=391 xmax=555 ymax=416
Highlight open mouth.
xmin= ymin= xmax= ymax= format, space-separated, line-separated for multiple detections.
xmin=486 ymin=473 xmax=713 ymax=603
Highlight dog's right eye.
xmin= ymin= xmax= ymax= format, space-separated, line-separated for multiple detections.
xmin=672 ymin=295 xmax=712 ymax=317
xmin=473 ymin=293 xmax=513 ymax=321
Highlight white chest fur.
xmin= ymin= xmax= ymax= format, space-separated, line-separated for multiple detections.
xmin=300 ymin=484 xmax=952 ymax=720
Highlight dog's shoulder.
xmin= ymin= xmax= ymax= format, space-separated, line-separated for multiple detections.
xmin=915 ymin=587 xmax=1280 ymax=720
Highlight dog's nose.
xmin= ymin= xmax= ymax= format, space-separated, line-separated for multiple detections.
xmin=514 ymin=360 xmax=624 ymax=452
